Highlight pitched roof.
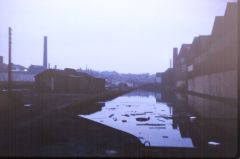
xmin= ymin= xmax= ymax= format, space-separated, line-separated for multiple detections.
xmin=35 ymin=68 xmax=94 ymax=79
xmin=28 ymin=65 xmax=46 ymax=74
xmin=224 ymin=2 xmax=237 ymax=17
xmin=178 ymin=44 xmax=192 ymax=57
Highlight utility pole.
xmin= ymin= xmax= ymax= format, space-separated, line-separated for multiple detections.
xmin=8 ymin=27 xmax=12 ymax=93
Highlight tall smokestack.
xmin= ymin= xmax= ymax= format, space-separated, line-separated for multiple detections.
xmin=173 ymin=47 xmax=178 ymax=69
xmin=0 ymin=56 xmax=3 ymax=65
xmin=43 ymin=36 xmax=48 ymax=68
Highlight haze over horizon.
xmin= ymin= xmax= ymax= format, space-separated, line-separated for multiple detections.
xmin=0 ymin=0 xmax=237 ymax=74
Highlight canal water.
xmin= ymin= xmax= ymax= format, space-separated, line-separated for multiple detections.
xmin=78 ymin=89 xmax=237 ymax=153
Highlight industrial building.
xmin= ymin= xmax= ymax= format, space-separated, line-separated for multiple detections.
xmin=0 ymin=56 xmax=7 ymax=72
xmin=159 ymin=2 xmax=237 ymax=100
xmin=186 ymin=2 xmax=238 ymax=100
xmin=155 ymin=72 xmax=163 ymax=84
xmin=35 ymin=68 xmax=105 ymax=93
xmin=161 ymin=68 xmax=175 ymax=93
xmin=27 ymin=65 xmax=46 ymax=74
xmin=174 ymin=44 xmax=191 ymax=92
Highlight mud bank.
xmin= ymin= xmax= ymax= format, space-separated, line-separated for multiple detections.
xmin=0 ymin=109 xmax=142 ymax=157
xmin=0 ymin=89 xmax=144 ymax=157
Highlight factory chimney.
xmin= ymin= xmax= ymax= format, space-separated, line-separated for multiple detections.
xmin=0 ymin=56 xmax=3 ymax=65
xmin=43 ymin=36 xmax=48 ymax=69
xmin=173 ymin=47 xmax=178 ymax=69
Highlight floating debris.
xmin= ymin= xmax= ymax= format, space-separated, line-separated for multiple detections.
xmin=109 ymin=114 xmax=114 ymax=118
xmin=113 ymin=118 xmax=117 ymax=121
xmin=100 ymin=120 xmax=104 ymax=122
xmin=24 ymin=104 xmax=31 ymax=107
xmin=122 ymin=120 xmax=127 ymax=123
xmin=162 ymin=117 xmax=172 ymax=120
xmin=108 ymin=108 xmax=116 ymax=110
xmin=137 ymin=123 xmax=165 ymax=126
xmin=105 ymin=150 xmax=118 ymax=155
xmin=157 ymin=119 xmax=165 ymax=122
xmin=126 ymin=105 xmax=132 ymax=107
xmin=122 ymin=114 xmax=130 ymax=117
xmin=144 ymin=111 xmax=153 ymax=114
xmin=131 ymin=113 xmax=146 ymax=116
xmin=189 ymin=116 xmax=197 ymax=121
xmin=136 ymin=117 xmax=150 ymax=122
xmin=162 ymin=136 xmax=168 ymax=138
xmin=149 ymin=127 xmax=166 ymax=129
xmin=161 ymin=116 xmax=172 ymax=120
xmin=208 ymin=141 xmax=221 ymax=146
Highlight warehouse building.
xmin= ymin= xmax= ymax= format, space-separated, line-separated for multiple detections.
xmin=35 ymin=68 xmax=105 ymax=93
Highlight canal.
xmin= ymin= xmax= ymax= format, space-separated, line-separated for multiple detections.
xmin=78 ymin=89 xmax=237 ymax=157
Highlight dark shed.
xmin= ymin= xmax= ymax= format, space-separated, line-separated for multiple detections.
xmin=35 ymin=68 xmax=105 ymax=93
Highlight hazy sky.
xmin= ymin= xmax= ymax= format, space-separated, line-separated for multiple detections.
xmin=0 ymin=0 xmax=237 ymax=74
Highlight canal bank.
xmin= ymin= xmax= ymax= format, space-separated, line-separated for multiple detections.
xmin=0 ymin=88 xmax=135 ymax=112
xmin=0 ymin=88 xmax=144 ymax=157
xmin=0 ymin=88 xmax=136 ymax=129
xmin=0 ymin=108 xmax=143 ymax=157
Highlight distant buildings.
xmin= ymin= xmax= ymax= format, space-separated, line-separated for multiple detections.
xmin=12 ymin=64 xmax=27 ymax=72
xmin=118 ymin=82 xmax=129 ymax=90
xmin=0 ymin=56 xmax=32 ymax=81
xmin=155 ymin=48 xmax=178 ymax=92
xmin=35 ymin=68 xmax=105 ymax=93
xmin=174 ymin=44 xmax=191 ymax=91
xmin=0 ymin=56 xmax=7 ymax=72
xmin=0 ymin=56 xmax=27 ymax=73
xmin=155 ymin=72 xmax=162 ymax=84
xmin=0 ymin=36 xmax=49 ymax=82
xmin=161 ymin=68 xmax=175 ymax=93
xmin=27 ymin=65 xmax=46 ymax=74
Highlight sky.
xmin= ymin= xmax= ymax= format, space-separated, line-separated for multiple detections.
xmin=0 ymin=0 xmax=237 ymax=74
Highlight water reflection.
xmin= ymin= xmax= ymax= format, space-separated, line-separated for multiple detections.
xmin=77 ymin=89 xmax=237 ymax=156
xmin=124 ymin=90 xmax=155 ymax=97
xmin=80 ymin=90 xmax=194 ymax=148
xmin=187 ymin=94 xmax=237 ymax=151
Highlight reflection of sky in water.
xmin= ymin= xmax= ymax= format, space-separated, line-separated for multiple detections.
xmin=79 ymin=91 xmax=193 ymax=148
